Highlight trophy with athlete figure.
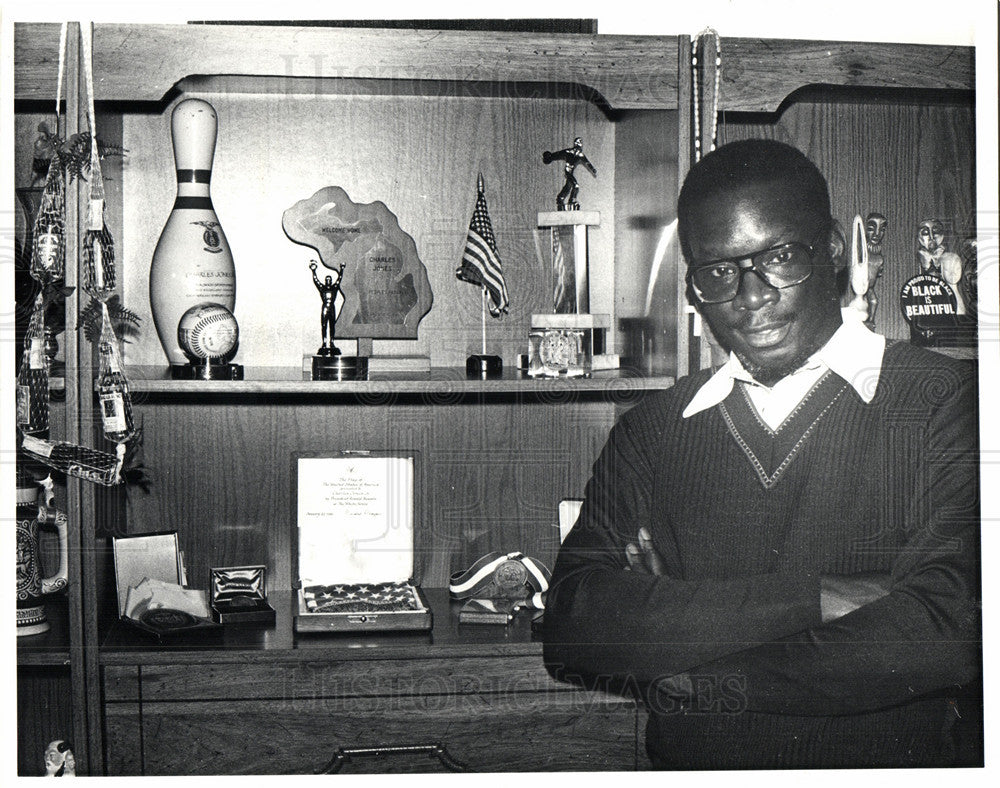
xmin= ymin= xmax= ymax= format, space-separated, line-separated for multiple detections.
xmin=307 ymin=259 xmax=365 ymax=380
xmin=532 ymin=136 xmax=609 ymax=377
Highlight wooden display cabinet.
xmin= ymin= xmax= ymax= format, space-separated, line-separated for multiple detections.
xmin=12 ymin=21 xmax=974 ymax=775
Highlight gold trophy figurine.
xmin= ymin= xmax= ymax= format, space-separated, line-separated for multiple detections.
xmin=308 ymin=259 xmax=367 ymax=380
xmin=311 ymin=260 xmax=346 ymax=356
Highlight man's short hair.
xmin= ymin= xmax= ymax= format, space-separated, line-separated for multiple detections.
xmin=677 ymin=139 xmax=832 ymax=262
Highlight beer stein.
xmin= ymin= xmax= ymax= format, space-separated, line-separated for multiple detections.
xmin=16 ymin=479 xmax=69 ymax=636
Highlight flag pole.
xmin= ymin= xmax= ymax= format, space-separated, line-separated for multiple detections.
xmin=457 ymin=171 xmax=505 ymax=379
xmin=481 ymin=287 xmax=488 ymax=355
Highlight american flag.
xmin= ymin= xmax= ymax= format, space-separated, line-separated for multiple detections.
xmin=303 ymin=582 xmax=421 ymax=613
xmin=456 ymin=173 xmax=509 ymax=317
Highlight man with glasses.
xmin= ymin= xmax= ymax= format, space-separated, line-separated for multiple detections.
xmin=544 ymin=139 xmax=981 ymax=769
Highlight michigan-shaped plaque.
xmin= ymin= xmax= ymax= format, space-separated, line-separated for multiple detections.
xmin=282 ymin=187 xmax=433 ymax=338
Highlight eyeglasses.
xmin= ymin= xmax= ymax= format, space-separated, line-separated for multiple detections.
xmin=687 ymin=237 xmax=825 ymax=304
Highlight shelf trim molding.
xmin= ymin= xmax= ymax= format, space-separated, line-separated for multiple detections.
xmin=15 ymin=24 xmax=973 ymax=113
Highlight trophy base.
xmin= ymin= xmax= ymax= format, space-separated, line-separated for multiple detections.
xmin=171 ymin=361 xmax=245 ymax=381
xmin=312 ymin=355 xmax=369 ymax=381
xmin=466 ymin=354 xmax=503 ymax=379
xmin=16 ymin=605 xmax=50 ymax=637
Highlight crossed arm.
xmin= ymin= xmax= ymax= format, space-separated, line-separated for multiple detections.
xmin=544 ymin=376 xmax=980 ymax=716
xmin=626 ymin=528 xmax=891 ymax=625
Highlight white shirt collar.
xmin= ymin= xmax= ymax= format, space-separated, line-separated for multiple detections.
xmin=682 ymin=309 xmax=887 ymax=419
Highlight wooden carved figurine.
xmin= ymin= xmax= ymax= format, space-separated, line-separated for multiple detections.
xmin=44 ymin=740 xmax=75 ymax=776
xmin=918 ymin=218 xmax=966 ymax=314
xmin=861 ymin=212 xmax=887 ymax=326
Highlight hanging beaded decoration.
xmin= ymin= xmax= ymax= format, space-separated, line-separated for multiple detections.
xmin=691 ymin=28 xmax=722 ymax=163
xmin=20 ymin=23 xmax=129 ymax=485
xmin=688 ymin=29 xmax=723 ymax=356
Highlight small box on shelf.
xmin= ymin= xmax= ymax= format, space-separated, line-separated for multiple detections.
xmin=210 ymin=566 xmax=276 ymax=626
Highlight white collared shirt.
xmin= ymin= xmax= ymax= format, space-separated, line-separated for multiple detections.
xmin=682 ymin=309 xmax=887 ymax=430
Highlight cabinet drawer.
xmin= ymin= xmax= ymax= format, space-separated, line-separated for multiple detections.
xmin=110 ymin=692 xmax=638 ymax=774
xmin=128 ymin=656 xmax=571 ymax=701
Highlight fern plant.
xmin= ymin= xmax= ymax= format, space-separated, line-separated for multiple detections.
xmin=78 ymin=294 xmax=141 ymax=346
xmin=32 ymin=121 xmax=127 ymax=185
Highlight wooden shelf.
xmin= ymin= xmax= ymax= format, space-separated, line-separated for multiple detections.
xmin=119 ymin=365 xmax=674 ymax=397
xmin=100 ymin=589 xmax=542 ymax=665
xmin=17 ymin=600 xmax=72 ymax=667
xmin=15 ymin=24 xmax=680 ymax=111
xmin=718 ymin=38 xmax=973 ymax=112
xmin=14 ymin=24 xmax=972 ymax=114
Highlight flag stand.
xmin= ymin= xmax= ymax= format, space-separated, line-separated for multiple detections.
xmin=466 ymin=287 xmax=502 ymax=378
xmin=456 ymin=172 xmax=507 ymax=379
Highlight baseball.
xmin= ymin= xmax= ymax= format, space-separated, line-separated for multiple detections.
xmin=177 ymin=303 xmax=239 ymax=361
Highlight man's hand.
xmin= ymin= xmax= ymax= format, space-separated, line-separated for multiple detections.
xmin=625 ymin=527 xmax=667 ymax=575
xmin=820 ymin=572 xmax=892 ymax=623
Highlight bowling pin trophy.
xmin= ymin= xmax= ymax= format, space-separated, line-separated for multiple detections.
xmin=149 ymin=99 xmax=238 ymax=379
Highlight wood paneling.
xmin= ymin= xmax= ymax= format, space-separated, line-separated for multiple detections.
xmin=103 ymin=666 xmax=140 ymax=701
xmin=718 ymin=40 xmax=973 ymax=112
xmin=121 ymin=396 xmax=618 ymax=593
xmin=722 ymin=94 xmax=975 ymax=342
xmin=16 ymin=23 xmax=678 ymax=110
xmin=15 ymin=26 xmax=972 ymax=114
xmin=120 ymin=90 xmax=618 ymax=369
xmin=102 ymin=701 xmax=142 ymax=775
xmin=17 ymin=668 xmax=74 ymax=776
xmin=135 ymin=656 xmax=572 ymax=702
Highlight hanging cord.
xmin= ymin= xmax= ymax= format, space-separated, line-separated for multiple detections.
xmin=80 ymin=20 xmax=117 ymax=298
xmin=80 ymin=21 xmax=106 ymax=231
xmin=54 ymin=22 xmax=67 ymax=138
xmin=691 ymin=28 xmax=721 ymax=162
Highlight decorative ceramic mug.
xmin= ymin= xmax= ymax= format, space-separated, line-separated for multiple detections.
xmin=16 ymin=480 xmax=68 ymax=636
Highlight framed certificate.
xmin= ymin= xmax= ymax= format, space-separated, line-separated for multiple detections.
xmin=292 ymin=450 xmax=431 ymax=633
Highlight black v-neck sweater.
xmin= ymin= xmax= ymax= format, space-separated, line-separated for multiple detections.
xmin=544 ymin=341 xmax=981 ymax=768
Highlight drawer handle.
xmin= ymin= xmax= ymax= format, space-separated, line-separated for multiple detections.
xmin=319 ymin=743 xmax=470 ymax=773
